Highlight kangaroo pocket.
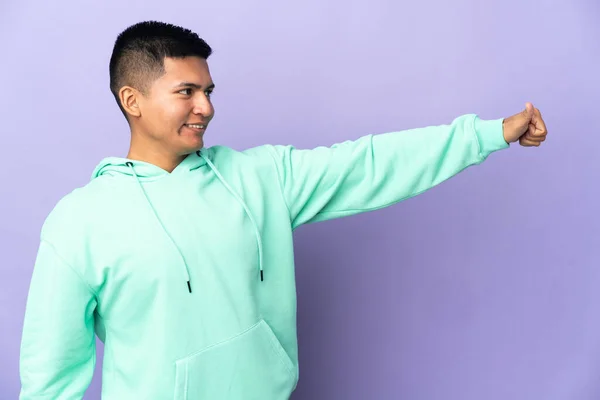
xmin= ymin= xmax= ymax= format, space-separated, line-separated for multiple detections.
xmin=173 ymin=319 xmax=297 ymax=400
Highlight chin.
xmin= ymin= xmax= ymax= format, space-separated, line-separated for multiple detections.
xmin=173 ymin=129 xmax=205 ymax=154
xmin=181 ymin=139 xmax=204 ymax=155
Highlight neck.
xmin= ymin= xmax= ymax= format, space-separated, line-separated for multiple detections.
xmin=127 ymin=133 xmax=187 ymax=173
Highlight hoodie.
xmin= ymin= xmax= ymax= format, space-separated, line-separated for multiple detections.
xmin=19 ymin=114 xmax=508 ymax=399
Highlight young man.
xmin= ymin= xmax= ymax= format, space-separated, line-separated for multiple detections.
xmin=19 ymin=21 xmax=547 ymax=400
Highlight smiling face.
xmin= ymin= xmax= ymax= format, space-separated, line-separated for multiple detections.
xmin=121 ymin=56 xmax=215 ymax=157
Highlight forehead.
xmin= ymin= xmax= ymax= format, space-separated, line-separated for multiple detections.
xmin=159 ymin=56 xmax=212 ymax=85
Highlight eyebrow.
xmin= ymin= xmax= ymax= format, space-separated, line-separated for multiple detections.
xmin=173 ymin=82 xmax=215 ymax=90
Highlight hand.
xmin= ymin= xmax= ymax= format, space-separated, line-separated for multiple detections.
xmin=502 ymin=102 xmax=548 ymax=147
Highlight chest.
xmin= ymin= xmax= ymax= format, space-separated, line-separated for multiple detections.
xmin=89 ymin=180 xmax=264 ymax=318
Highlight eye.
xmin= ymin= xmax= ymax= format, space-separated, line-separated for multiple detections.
xmin=178 ymin=88 xmax=193 ymax=96
xmin=205 ymin=90 xmax=213 ymax=98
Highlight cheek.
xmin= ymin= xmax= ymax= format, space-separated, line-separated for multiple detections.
xmin=148 ymin=99 xmax=188 ymax=128
xmin=163 ymin=100 xmax=192 ymax=125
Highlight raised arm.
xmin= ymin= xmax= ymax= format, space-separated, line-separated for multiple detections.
xmin=265 ymin=105 xmax=547 ymax=229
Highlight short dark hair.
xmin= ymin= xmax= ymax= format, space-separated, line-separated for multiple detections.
xmin=109 ymin=21 xmax=212 ymax=117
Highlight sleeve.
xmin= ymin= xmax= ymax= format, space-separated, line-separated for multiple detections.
xmin=19 ymin=239 xmax=97 ymax=400
xmin=265 ymin=114 xmax=508 ymax=229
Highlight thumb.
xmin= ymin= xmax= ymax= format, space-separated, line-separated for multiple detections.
xmin=523 ymin=102 xmax=534 ymax=121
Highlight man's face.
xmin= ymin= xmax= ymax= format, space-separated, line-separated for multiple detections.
xmin=135 ymin=56 xmax=215 ymax=155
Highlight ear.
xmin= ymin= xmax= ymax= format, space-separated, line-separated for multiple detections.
xmin=119 ymin=86 xmax=142 ymax=118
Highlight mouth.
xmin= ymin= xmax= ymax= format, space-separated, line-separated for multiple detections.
xmin=183 ymin=123 xmax=207 ymax=133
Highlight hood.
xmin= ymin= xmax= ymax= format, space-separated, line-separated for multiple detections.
xmin=91 ymin=149 xmax=209 ymax=181
xmin=88 ymin=147 xmax=265 ymax=292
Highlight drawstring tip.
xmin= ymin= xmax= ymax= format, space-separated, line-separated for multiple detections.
xmin=260 ymin=270 xmax=264 ymax=282
xmin=187 ymin=281 xmax=192 ymax=293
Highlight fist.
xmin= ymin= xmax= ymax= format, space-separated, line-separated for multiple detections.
xmin=502 ymin=103 xmax=548 ymax=147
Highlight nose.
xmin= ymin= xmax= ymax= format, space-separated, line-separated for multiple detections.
xmin=193 ymin=94 xmax=214 ymax=118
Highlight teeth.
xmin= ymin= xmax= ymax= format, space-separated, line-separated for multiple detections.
xmin=187 ymin=124 xmax=205 ymax=129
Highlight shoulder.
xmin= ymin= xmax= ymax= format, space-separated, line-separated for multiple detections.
xmin=207 ymin=144 xmax=284 ymax=174
xmin=40 ymin=180 xmax=105 ymax=243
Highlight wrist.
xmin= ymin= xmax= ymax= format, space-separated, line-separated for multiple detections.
xmin=474 ymin=116 xmax=510 ymax=158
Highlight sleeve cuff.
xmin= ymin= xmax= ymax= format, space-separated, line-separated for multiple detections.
xmin=474 ymin=117 xmax=509 ymax=158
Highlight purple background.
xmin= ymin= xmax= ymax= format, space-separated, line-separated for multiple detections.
xmin=1 ymin=0 xmax=599 ymax=399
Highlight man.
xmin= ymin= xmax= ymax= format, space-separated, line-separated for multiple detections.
xmin=19 ymin=20 xmax=547 ymax=400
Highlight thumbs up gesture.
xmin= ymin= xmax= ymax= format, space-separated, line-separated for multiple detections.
xmin=502 ymin=103 xmax=548 ymax=147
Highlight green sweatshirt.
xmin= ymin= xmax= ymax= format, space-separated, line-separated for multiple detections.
xmin=19 ymin=114 xmax=508 ymax=399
